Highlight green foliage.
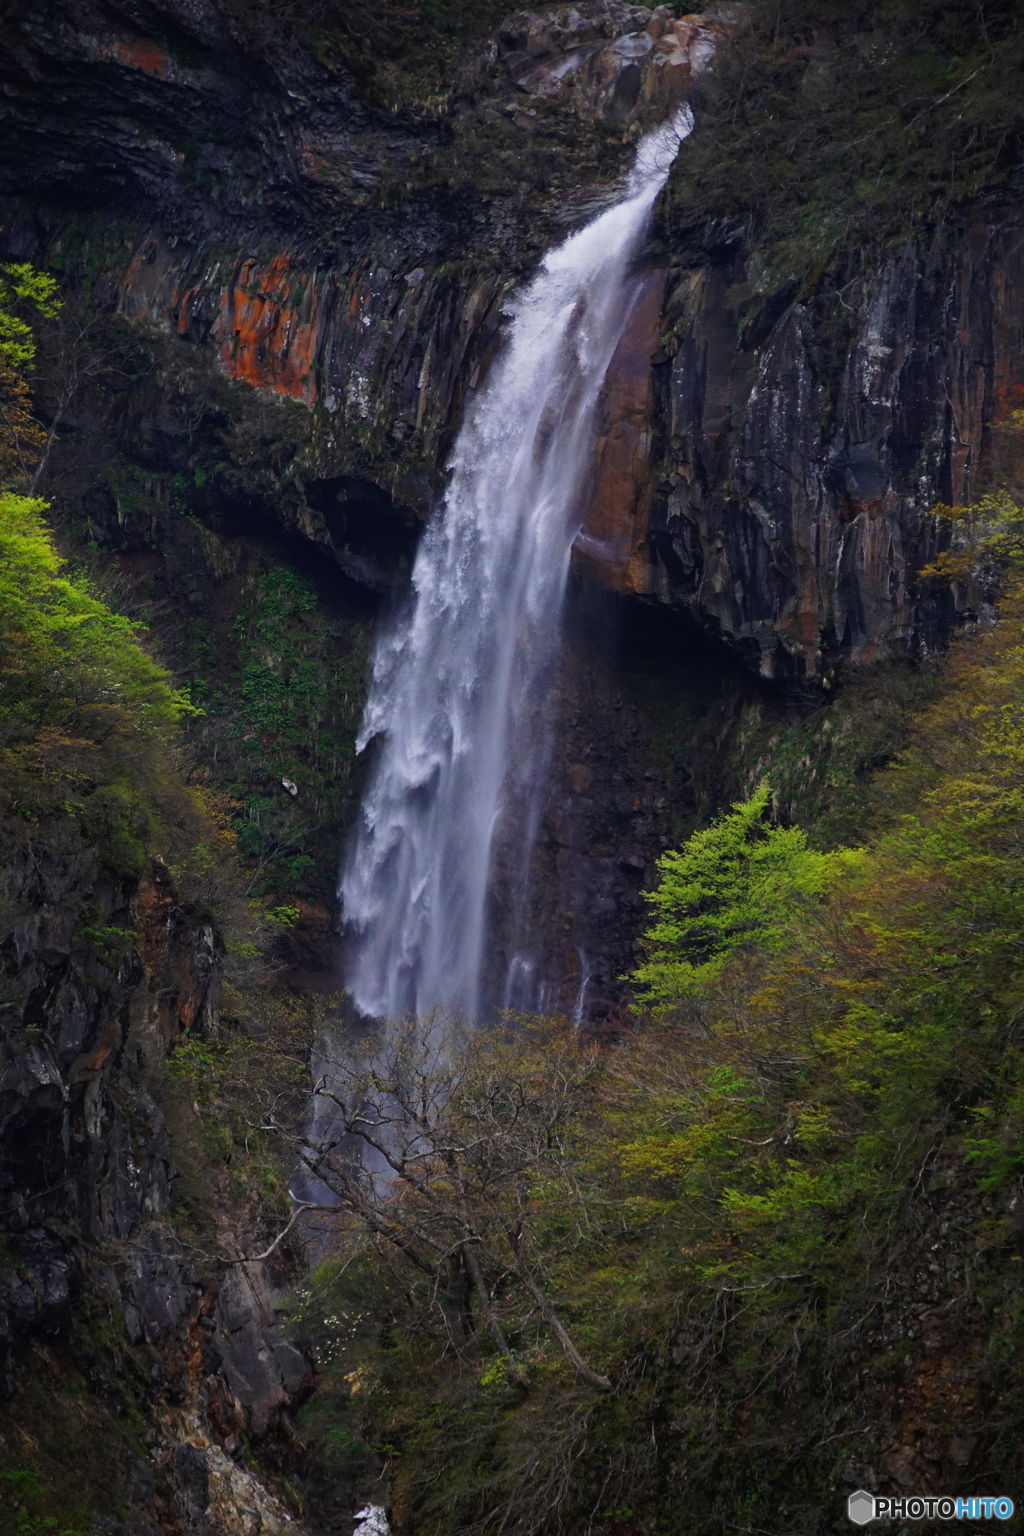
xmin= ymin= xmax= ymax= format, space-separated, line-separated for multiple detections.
xmin=0 ymin=492 xmax=261 ymax=986
xmin=667 ymin=0 xmax=1024 ymax=276
xmin=0 ymin=492 xmax=194 ymax=746
xmin=0 ymin=1464 xmax=89 ymax=1536
xmin=630 ymin=780 xmax=837 ymax=1010
xmin=308 ymin=547 xmax=1024 ymax=1535
xmin=0 ymin=264 xmax=61 ymax=372
xmin=0 ymin=262 xmax=61 ymax=489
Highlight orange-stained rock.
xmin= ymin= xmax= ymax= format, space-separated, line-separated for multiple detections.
xmin=211 ymin=254 xmax=325 ymax=403
xmin=114 ymin=38 xmax=168 ymax=75
xmin=573 ymin=266 xmax=667 ymax=591
xmin=122 ymin=247 xmax=328 ymax=404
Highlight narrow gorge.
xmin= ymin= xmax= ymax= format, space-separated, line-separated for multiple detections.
xmin=0 ymin=0 xmax=1023 ymax=1532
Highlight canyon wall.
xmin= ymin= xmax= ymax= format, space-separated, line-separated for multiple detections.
xmin=0 ymin=815 xmax=318 ymax=1531
xmin=583 ymin=225 xmax=1024 ymax=687
xmin=1 ymin=2 xmax=1023 ymax=1519
xmin=4 ymin=0 xmax=1017 ymax=691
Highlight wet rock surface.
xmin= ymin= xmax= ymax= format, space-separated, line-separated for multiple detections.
xmin=632 ymin=230 xmax=1024 ymax=688
xmin=568 ymin=222 xmax=1024 ymax=688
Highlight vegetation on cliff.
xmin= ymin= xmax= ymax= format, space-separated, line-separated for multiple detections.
xmin=0 ymin=487 xmax=278 ymax=977
xmin=0 ymin=496 xmax=332 ymax=1531
xmin=292 ymin=499 xmax=1024 ymax=1533
xmin=15 ymin=276 xmax=374 ymax=907
xmin=0 ymin=491 xmax=199 ymax=883
xmin=0 ymin=261 xmax=60 ymax=489
xmin=668 ymin=0 xmax=1024 ymax=275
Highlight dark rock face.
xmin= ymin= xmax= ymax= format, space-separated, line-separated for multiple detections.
xmin=576 ymin=228 xmax=1024 ymax=688
xmin=0 ymin=0 xmax=374 ymax=233
xmin=0 ymin=820 xmax=313 ymax=1530
xmin=637 ymin=233 xmax=1024 ymax=687
xmin=3 ymin=0 xmax=1020 ymax=694
xmin=0 ymin=0 xmax=713 ymax=568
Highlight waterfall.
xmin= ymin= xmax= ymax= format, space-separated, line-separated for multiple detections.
xmin=341 ymin=109 xmax=692 ymax=1023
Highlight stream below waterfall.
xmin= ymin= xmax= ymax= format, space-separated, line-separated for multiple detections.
xmin=341 ymin=108 xmax=693 ymax=1023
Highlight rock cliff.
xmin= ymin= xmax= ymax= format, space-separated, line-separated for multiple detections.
xmin=3 ymin=0 xmax=1014 ymax=694
xmin=582 ymin=226 xmax=1024 ymax=687
xmin=0 ymin=801 xmax=317 ymax=1530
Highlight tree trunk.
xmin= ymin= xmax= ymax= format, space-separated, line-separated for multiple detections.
xmin=515 ymin=1262 xmax=611 ymax=1392
xmin=461 ymin=1237 xmax=527 ymax=1390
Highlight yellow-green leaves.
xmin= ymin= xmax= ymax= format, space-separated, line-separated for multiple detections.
xmin=922 ymin=490 xmax=1024 ymax=586
xmin=629 ymin=780 xmax=835 ymax=1014
xmin=0 ymin=262 xmax=61 ymax=372
xmin=0 ymin=492 xmax=194 ymax=735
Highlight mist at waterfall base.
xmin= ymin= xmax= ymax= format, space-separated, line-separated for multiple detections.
xmin=340 ymin=109 xmax=693 ymax=1024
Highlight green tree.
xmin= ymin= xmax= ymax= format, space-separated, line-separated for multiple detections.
xmin=0 ymin=263 xmax=60 ymax=488
xmin=629 ymin=780 xmax=835 ymax=1013
xmin=0 ymin=491 xmax=193 ymax=739
xmin=0 ymin=264 xmax=61 ymax=371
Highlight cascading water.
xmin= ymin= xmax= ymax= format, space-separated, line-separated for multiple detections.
xmin=341 ymin=108 xmax=693 ymax=1023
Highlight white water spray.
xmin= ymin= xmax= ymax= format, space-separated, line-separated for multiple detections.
xmin=341 ymin=109 xmax=692 ymax=1022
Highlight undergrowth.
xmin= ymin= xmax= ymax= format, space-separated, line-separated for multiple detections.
xmin=293 ymin=498 xmax=1024 ymax=1534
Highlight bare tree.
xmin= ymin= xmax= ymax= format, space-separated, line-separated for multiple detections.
xmin=29 ymin=302 xmax=131 ymax=494
xmin=300 ymin=1015 xmax=613 ymax=1393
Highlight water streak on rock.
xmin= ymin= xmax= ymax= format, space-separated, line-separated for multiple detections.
xmin=341 ymin=109 xmax=692 ymax=1020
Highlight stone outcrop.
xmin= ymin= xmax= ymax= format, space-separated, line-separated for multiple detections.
xmin=578 ymin=229 xmax=1024 ymax=687
xmin=0 ymin=807 xmax=314 ymax=1531
xmin=470 ymin=2 xmax=716 ymax=123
